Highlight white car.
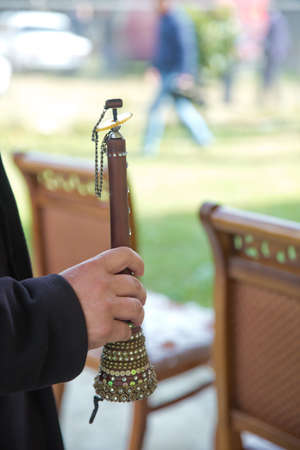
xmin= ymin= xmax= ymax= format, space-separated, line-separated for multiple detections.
xmin=0 ymin=10 xmax=92 ymax=72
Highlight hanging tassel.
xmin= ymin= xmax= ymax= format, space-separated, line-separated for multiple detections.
xmin=89 ymin=395 xmax=103 ymax=424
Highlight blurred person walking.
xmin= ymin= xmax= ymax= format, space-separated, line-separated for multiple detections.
xmin=261 ymin=5 xmax=290 ymax=98
xmin=142 ymin=0 xmax=213 ymax=156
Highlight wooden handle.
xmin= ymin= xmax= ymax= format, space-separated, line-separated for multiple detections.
xmin=107 ymin=135 xmax=130 ymax=250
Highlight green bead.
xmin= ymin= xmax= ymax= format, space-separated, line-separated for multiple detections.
xmin=131 ymin=370 xmax=136 ymax=375
xmin=108 ymin=381 xmax=113 ymax=386
xmin=130 ymin=381 xmax=136 ymax=386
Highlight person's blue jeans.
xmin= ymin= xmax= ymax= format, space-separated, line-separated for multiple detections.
xmin=143 ymin=73 xmax=213 ymax=155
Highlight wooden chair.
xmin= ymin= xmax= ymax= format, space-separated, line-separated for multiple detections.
xmin=13 ymin=151 xmax=214 ymax=450
xmin=200 ymin=202 xmax=300 ymax=450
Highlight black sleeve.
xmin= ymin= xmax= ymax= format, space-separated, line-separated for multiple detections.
xmin=0 ymin=274 xmax=88 ymax=395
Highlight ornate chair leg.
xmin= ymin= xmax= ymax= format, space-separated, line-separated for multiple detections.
xmin=52 ymin=383 xmax=66 ymax=413
xmin=127 ymin=399 xmax=149 ymax=450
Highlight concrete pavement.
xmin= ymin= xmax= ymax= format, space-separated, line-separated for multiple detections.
xmin=61 ymin=366 xmax=216 ymax=450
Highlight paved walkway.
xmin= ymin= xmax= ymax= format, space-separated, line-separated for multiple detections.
xmin=61 ymin=366 xmax=216 ymax=450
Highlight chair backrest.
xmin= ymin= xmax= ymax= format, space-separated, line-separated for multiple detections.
xmin=200 ymin=202 xmax=300 ymax=450
xmin=13 ymin=151 xmax=137 ymax=276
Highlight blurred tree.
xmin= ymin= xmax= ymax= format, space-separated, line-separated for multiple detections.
xmin=188 ymin=6 xmax=239 ymax=80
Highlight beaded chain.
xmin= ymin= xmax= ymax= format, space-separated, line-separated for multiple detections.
xmin=91 ymin=107 xmax=110 ymax=199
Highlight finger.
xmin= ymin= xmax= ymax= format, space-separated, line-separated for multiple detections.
xmin=111 ymin=297 xmax=144 ymax=327
xmin=101 ymin=247 xmax=144 ymax=276
xmin=109 ymin=320 xmax=132 ymax=343
xmin=112 ymin=275 xmax=147 ymax=305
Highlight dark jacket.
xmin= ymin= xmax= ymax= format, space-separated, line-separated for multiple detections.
xmin=0 ymin=154 xmax=88 ymax=450
xmin=152 ymin=8 xmax=198 ymax=77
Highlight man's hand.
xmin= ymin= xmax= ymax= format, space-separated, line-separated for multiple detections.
xmin=144 ymin=67 xmax=160 ymax=85
xmin=176 ymin=73 xmax=195 ymax=91
xmin=60 ymin=247 xmax=146 ymax=350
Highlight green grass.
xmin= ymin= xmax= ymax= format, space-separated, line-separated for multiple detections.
xmin=1 ymin=72 xmax=300 ymax=307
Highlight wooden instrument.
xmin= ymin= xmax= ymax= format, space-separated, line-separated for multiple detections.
xmin=89 ymin=99 xmax=157 ymax=423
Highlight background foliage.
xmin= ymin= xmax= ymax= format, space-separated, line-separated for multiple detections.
xmin=188 ymin=6 xmax=239 ymax=78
